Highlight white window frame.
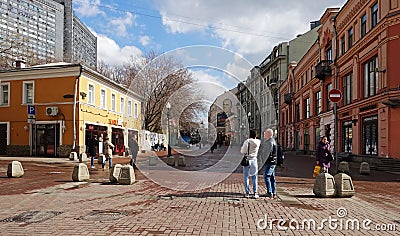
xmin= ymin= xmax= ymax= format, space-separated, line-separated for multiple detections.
xmin=111 ymin=93 xmax=116 ymax=112
xmin=120 ymin=97 xmax=125 ymax=114
xmin=22 ymin=81 xmax=34 ymax=104
xmin=134 ymin=102 xmax=138 ymax=118
xmin=128 ymin=100 xmax=132 ymax=116
xmin=100 ymin=88 xmax=106 ymax=109
xmin=0 ymin=82 xmax=10 ymax=106
xmin=88 ymin=83 xmax=95 ymax=105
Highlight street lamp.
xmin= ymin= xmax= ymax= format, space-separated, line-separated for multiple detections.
xmin=166 ymin=102 xmax=172 ymax=157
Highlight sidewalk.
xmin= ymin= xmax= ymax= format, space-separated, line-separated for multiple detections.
xmin=0 ymin=149 xmax=399 ymax=235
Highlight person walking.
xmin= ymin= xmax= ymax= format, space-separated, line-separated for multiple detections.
xmin=316 ymin=136 xmax=332 ymax=173
xmin=257 ymin=129 xmax=277 ymax=199
xmin=240 ymin=130 xmax=261 ymax=199
xmin=128 ymin=134 xmax=139 ymax=167
xmin=87 ymin=135 xmax=98 ymax=169
xmin=103 ymin=137 xmax=115 ymax=169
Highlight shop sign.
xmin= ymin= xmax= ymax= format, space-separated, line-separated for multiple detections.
xmin=109 ymin=119 xmax=127 ymax=127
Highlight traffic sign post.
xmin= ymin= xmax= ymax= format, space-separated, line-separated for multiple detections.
xmin=328 ymin=89 xmax=342 ymax=103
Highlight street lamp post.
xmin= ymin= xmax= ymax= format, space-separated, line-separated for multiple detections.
xmin=166 ymin=102 xmax=172 ymax=157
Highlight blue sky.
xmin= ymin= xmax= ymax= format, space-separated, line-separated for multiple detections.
xmin=73 ymin=0 xmax=347 ymax=92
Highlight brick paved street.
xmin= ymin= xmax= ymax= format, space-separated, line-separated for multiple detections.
xmin=1 ymin=146 xmax=400 ymax=235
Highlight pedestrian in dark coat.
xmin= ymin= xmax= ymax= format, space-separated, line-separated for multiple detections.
xmin=88 ymin=135 xmax=98 ymax=169
xmin=316 ymin=136 xmax=332 ymax=173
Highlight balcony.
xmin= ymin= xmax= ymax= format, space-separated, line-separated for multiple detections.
xmin=284 ymin=93 xmax=293 ymax=104
xmin=268 ymin=78 xmax=278 ymax=88
xmin=315 ymin=60 xmax=332 ymax=80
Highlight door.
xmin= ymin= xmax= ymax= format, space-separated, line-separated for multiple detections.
xmin=0 ymin=124 xmax=7 ymax=155
xmin=35 ymin=124 xmax=60 ymax=156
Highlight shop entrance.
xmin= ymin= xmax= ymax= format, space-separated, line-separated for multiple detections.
xmin=34 ymin=124 xmax=60 ymax=156
xmin=85 ymin=124 xmax=108 ymax=154
xmin=0 ymin=124 xmax=7 ymax=155
xmin=112 ymin=127 xmax=125 ymax=156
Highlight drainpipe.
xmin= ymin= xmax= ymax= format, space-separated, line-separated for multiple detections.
xmin=72 ymin=64 xmax=83 ymax=150
xmin=333 ymin=16 xmax=339 ymax=172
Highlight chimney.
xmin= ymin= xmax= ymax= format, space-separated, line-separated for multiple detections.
xmin=15 ymin=58 xmax=26 ymax=69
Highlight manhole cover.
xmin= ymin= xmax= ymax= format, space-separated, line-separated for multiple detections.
xmin=78 ymin=210 xmax=127 ymax=221
xmin=1 ymin=211 xmax=62 ymax=223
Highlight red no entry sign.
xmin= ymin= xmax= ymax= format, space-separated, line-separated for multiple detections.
xmin=328 ymin=89 xmax=342 ymax=103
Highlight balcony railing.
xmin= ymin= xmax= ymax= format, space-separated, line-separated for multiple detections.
xmin=315 ymin=60 xmax=333 ymax=80
xmin=284 ymin=93 xmax=293 ymax=104
xmin=268 ymin=78 xmax=278 ymax=87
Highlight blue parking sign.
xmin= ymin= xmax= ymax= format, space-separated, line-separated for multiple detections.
xmin=28 ymin=105 xmax=36 ymax=115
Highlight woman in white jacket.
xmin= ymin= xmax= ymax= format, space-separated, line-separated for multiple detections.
xmin=240 ymin=130 xmax=261 ymax=198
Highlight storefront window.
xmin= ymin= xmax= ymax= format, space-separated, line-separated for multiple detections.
xmin=362 ymin=116 xmax=378 ymax=155
xmin=342 ymin=121 xmax=352 ymax=152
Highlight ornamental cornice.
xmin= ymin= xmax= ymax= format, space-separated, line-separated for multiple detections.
xmin=336 ymin=0 xmax=369 ymax=33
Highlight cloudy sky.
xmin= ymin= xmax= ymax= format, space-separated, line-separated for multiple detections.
xmin=73 ymin=0 xmax=347 ymax=91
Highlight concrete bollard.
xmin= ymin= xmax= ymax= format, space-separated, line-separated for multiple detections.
xmin=359 ymin=162 xmax=370 ymax=175
xmin=79 ymin=153 xmax=88 ymax=163
xmin=98 ymin=154 xmax=105 ymax=164
xmin=178 ymin=156 xmax=186 ymax=167
xmin=109 ymin=164 xmax=123 ymax=183
xmin=166 ymin=156 xmax=175 ymax=166
xmin=7 ymin=161 xmax=24 ymax=178
xmin=337 ymin=161 xmax=350 ymax=173
xmin=72 ymin=163 xmax=90 ymax=182
xmin=334 ymin=173 xmax=355 ymax=197
xmin=313 ymin=173 xmax=336 ymax=197
xmin=118 ymin=165 xmax=135 ymax=185
xmin=149 ymin=156 xmax=157 ymax=166
xmin=69 ymin=152 xmax=78 ymax=161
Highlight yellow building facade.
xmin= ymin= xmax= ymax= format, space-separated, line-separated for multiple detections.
xmin=0 ymin=63 xmax=143 ymax=157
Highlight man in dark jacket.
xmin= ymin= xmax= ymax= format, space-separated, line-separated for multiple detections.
xmin=128 ymin=134 xmax=139 ymax=167
xmin=257 ymin=128 xmax=277 ymax=199
xmin=88 ymin=135 xmax=98 ymax=169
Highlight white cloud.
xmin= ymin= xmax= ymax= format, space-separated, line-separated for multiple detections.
xmin=155 ymin=0 xmax=347 ymax=64
xmin=109 ymin=12 xmax=137 ymax=37
xmin=139 ymin=35 xmax=151 ymax=46
xmin=74 ymin=0 xmax=105 ymax=17
xmin=94 ymin=32 xmax=142 ymax=66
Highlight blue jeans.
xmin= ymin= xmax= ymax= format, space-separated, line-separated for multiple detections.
xmin=103 ymin=157 xmax=112 ymax=168
xmin=90 ymin=156 xmax=95 ymax=167
xmin=243 ymin=163 xmax=258 ymax=194
xmin=264 ymin=163 xmax=276 ymax=196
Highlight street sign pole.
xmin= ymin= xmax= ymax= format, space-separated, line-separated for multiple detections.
xmin=328 ymin=89 xmax=342 ymax=174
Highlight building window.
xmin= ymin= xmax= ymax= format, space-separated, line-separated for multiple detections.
xmin=100 ymin=89 xmax=106 ymax=109
xmin=348 ymin=27 xmax=353 ymax=49
xmin=128 ymin=100 xmax=132 ymax=116
xmin=305 ymin=97 xmax=310 ymax=119
xmin=120 ymin=97 xmax=124 ymax=114
xmin=88 ymin=84 xmax=94 ymax=105
xmin=23 ymin=81 xmax=34 ymax=104
xmin=361 ymin=13 xmax=367 ymax=38
xmin=327 ymin=83 xmax=333 ymax=110
xmin=326 ymin=45 xmax=332 ymax=61
xmin=371 ymin=2 xmax=378 ymax=28
xmin=341 ymin=36 xmax=345 ymax=55
xmin=0 ymin=83 xmax=9 ymax=105
xmin=134 ymin=102 xmax=138 ymax=118
xmin=343 ymin=73 xmax=352 ymax=105
xmin=342 ymin=121 xmax=353 ymax=152
xmin=304 ymin=128 xmax=310 ymax=151
xmin=363 ymin=56 xmax=378 ymax=98
xmin=111 ymin=94 xmax=116 ymax=112
xmin=315 ymin=91 xmax=321 ymax=114
xmin=315 ymin=126 xmax=321 ymax=150
xmin=295 ymin=103 xmax=300 ymax=122
xmin=362 ymin=116 xmax=378 ymax=155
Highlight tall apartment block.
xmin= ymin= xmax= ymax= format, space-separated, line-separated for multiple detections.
xmin=0 ymin=0 xmax=97 ymax=68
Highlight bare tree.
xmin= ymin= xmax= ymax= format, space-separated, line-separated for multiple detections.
xmin=98 ymin=50 xmax=207 ymax=133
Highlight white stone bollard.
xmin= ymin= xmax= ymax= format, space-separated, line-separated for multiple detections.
xmin=166 ymin=156 xmax=175 ymax=166
xmin=109 ymin=164 xmax=123 ymax=183
xmin=313 ymin=173 xmax=336 ymax=197
xmin=7 ymin=161 xmax=24 ymax=178
xmin=337 ymin=161 xmax=350 ymax=173
xmin=178 ymin=156 xmax=186 ymax=167
xmin=118 ymin=165 xmax=135 ymax=185
xmin=69 ymin=152 xmax=78 ymax=161
xmin=79 ymin=153 xmax=88 ymax=163
xmin=359 ymin=162 xmax=370 ymax=175
xmin=72 ymin=163 xmax=90 ymax=182
xmin=149 ymin=156 xmax=157 ymax=166
xmin=334 ymin=173 xmax=355 ymax=197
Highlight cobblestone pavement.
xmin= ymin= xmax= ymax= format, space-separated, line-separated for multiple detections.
xmin=0 ymin=146 xmax=399 ymax=235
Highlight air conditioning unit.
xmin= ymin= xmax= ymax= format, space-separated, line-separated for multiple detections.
xmin=46 ymin=106 xmax=59 ymax=116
